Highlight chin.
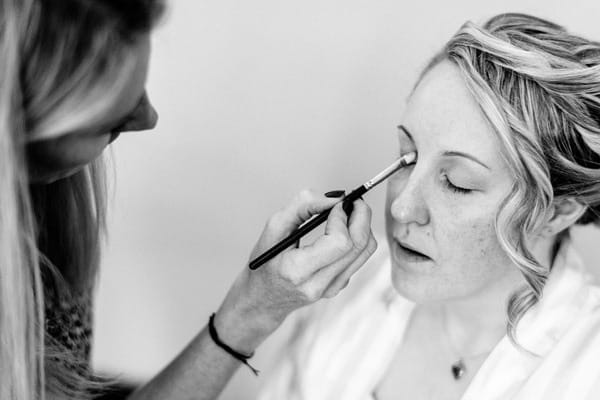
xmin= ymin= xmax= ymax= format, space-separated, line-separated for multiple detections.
xmin=390 ymin=266 xmax=435 ymax=303
xmin=389 ymin=261 xmax=466 ymax=304
xmin=29 ymin=165 xmax=85 ymax=184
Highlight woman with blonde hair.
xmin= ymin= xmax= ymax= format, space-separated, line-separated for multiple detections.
xmin=259 ymin=13 xmax=600 ymax=400
xmin=0 ymin=0 xmax=377 ymax=399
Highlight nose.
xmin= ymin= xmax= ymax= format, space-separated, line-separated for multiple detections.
xmin=389 ymin=170 xmax=430 ymax=226
xmin=115 ymin=91 xmax=158 ymax=133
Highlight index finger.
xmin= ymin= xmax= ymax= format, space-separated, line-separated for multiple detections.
xmin=288 ymin=203 xmax=353 ymax=275
xmin=268 ymin=190 xmax=343 ymax=241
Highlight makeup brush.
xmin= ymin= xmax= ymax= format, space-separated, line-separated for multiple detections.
xmin=248 ymin=152 xmax=417 ymax=270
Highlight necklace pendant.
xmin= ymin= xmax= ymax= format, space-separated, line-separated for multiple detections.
xmin=451 ymin=359 xmax=466 ymax=380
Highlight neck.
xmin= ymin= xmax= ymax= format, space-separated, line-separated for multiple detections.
xmin=433 ymin=266 xmax=525 ymax=356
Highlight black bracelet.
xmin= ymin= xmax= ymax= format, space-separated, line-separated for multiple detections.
xmin=208 ymin=313 xmax=260 ymax=376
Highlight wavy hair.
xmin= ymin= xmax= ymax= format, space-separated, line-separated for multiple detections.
xmin=418 ymin=13 xmax=600 ymax=347
xmin=0 ymin=0 xmax=164 ymax=399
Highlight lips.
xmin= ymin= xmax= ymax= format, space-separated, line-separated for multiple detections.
xmin=399 ymin=241 xmax=429 ymax=257
xmin=393 ymin=239 xmax=432 ymax=263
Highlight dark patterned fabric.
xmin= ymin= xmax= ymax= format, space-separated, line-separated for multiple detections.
xmin=44 ymin=282 xmax=94 ymax=371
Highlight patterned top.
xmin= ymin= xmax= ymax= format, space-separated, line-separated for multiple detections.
xmin=44 ymin=281 xmax=94 ymax=373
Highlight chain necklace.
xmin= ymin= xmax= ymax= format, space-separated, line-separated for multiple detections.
xmin=441 ymin=308 xmax=495 ymax=381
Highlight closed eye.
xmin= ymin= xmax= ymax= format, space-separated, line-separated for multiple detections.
xmin=442 ymin=174 xmax=472 ymax=194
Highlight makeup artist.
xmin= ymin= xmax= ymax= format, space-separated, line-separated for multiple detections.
xmin=0 ymin=1 xmax=377 ymax=399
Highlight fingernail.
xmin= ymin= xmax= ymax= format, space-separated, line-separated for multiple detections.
xmin=343 ymin=200 xmax=354 ymax=217
xmin=325 ymin=190 xmax=345 ymax=198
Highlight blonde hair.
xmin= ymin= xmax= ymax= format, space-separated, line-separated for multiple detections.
xmin=0 ymin=0 xmax=163 ymax=398
xmin=421 ymin=13 xmax=600 ymax=347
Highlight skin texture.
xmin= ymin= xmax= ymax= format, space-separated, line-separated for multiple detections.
xmin=26 ymin=36 xmax=158 ymax=183
xmin=377 ymin=60 xmax=587 ymax=400
xmin=385 ymin=60 xmax=525 ymax=304
xmin=377 ymin=59 xmax=530 ymax=400
xmin=380 ymin=60 xmax=530 ymax=396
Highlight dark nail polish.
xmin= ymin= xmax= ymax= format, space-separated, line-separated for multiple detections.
xmin=343 ymin=200 xmax=354 ymax=217
xmin=325 ymin=190 xmax=345 ymax=198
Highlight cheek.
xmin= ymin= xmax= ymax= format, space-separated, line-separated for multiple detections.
xmin=434 ymin=195 xmax=501 ymax=259
xmin=427 ymin=197 xmax=513 ymax=298
xmin=388 ymin=188 xmax=514 ymax=302
xmin=439 ymin=213 xmax=498 ymax=267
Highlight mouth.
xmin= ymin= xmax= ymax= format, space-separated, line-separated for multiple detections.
xmin=392 ymin=240 xmax=432 ymax=263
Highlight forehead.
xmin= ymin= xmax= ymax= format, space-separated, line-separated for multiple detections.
xmin=403 ymin=60 xmax=505 ymax=168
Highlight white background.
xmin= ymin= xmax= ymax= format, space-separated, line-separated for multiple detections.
xmin=91 ymin=1 xmax=600 ymax=398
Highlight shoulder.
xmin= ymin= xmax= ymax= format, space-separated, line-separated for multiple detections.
xmin=545 ymin=301 xmax=600 ymax=399
xmin=534 ymin=269 xmax=600 ymax=398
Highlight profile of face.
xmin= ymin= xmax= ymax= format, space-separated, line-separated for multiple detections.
xmin=385 ymin=60 xmax=524 ymax=303
xmin=26 ymin=35 xmax=158 ymax=183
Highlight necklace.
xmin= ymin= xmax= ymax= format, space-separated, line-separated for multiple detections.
xmin=441 ymin=308 xmax=494 ymax=381
xmin=450 ymin=358 xmax=467 ymax=380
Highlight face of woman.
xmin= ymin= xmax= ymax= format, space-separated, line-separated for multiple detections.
xmin=385 ymin=60 xmax=521 ymax=303
xmin=27 ymin=35 xmax=157 ymax=183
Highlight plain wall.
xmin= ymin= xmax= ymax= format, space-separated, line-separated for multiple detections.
xmin=91 ymin=1 xmax=600 ymax=398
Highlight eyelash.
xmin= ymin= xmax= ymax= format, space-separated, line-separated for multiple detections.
xmin=442 ymin=174 xmax=472 ymax=195
xmin=398 ymin=148 xmax=473 ymax=195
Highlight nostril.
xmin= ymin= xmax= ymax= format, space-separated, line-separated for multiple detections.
xmin=390 ymin=192 xmax=429 ymax=226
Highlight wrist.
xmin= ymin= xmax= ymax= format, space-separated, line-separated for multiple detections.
xmin=208 ymin=313 xmax=261 ymax=376
xmin=212 ymin=304 xmax=280 ymax=354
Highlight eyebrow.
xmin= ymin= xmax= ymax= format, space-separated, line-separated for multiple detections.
xmin=397 ymin=124 xmax=491 ymax=171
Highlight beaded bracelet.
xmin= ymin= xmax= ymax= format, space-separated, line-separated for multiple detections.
xmin=208 ymin=313 xmax=260 ymax=376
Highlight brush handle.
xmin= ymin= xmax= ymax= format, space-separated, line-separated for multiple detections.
xmin=248 ymin=185 xmax=367 ymax=270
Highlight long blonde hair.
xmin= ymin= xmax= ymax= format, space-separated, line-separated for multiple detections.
xmin=0 ymin=0 xmax=163 ymax=398
xmin=420 ymin=13 xmax=600 ymax=347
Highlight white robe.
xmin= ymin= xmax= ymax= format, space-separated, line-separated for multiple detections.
xmin=258 ymin=238 xmax=600 ymax=400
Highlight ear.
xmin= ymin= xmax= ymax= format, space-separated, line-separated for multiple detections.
xmin=542 ymin=198 xmax=587 ymax=236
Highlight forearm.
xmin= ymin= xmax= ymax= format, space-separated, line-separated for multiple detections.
xmin=126 ymin=194 xmax=374 ymax=399
xmin=127 ymin=303 xmax=276 ymax=400
xmin=127 ymin=324 xmax=248 ymax=400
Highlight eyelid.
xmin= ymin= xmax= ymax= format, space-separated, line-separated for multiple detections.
xmin=442 ymin=171 xmax=479 ymax=194
xmin=442 ymin=174 xmax=472 ymax=194
xmin=396 ymin=125 xmax=415 ymax=142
